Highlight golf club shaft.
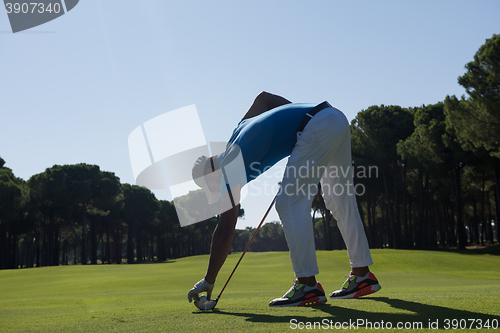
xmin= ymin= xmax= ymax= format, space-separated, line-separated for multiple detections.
xmin=216 ymin=193 xmax=278 ymax=299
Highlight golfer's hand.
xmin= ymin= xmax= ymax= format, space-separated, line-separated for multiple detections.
xmin=187 ymin=278 xmax=214 ymax=303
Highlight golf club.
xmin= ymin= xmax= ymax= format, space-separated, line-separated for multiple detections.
xmin=195 ymin=193 xmax=278 ymax=311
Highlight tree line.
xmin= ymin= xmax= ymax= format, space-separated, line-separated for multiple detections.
xmin=0 ymin=162 xmax=212 ymax=269
xmin=1 ymin=34 xmax=499 ymax=269
xmin=315 ymin=34 xmax=500 ymax=251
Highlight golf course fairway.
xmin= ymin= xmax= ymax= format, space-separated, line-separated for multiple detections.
xmin=1 ymin=248 xmax=499 ymax=332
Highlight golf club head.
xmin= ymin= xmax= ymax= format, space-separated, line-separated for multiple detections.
xmin=194 ymin=298 xmax=218 ymax=311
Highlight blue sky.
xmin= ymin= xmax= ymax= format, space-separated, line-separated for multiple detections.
xmin=1 ymin=0 xmax=499 ymax=228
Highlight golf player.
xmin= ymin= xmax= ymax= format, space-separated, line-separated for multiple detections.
xmin=188 ymin=92 xmax=381 ymax=307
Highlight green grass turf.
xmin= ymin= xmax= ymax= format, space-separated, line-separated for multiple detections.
xmin=1 ymin=249 xmax=499 ymax=332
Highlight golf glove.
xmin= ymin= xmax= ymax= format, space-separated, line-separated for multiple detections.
xmin=188 ymin=278 xmax=214 ymax=302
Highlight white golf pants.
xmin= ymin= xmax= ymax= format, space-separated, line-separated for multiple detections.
xmin=276 ymin=106 xmax=373 ymax=278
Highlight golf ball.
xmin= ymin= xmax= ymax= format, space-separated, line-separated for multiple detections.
xmin=199 ymin=295 xmax=208 ymax=303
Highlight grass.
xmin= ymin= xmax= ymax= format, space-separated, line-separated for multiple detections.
xmin=1 ymin=248 xmax=499 ymax=332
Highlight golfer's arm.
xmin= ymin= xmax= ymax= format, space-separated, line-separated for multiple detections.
xmin=204 ymin=204 xmax=239 ymax=284
xmin=242 ymin=91 xmax=291 ymax=120
xmin=204 ymin=187 xmax=241 ymax=284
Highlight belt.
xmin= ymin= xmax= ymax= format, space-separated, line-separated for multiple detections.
xmin=298 ymin=101 xmax=332 ymax=133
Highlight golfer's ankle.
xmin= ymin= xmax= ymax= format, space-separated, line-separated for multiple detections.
xmin=351 ymin=266 xmax=369 ymax=277
xmin=298 ymin=276 xmax=316 ymax=287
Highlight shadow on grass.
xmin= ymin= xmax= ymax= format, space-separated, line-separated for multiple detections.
xmin=422 ymin=244 xmax=500 ymax=256
xmin=124 ymin=260 xmax=177 ymax=265
xmin=194 ymin=297 xmax=500 ymax=329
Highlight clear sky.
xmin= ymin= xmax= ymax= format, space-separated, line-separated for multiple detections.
xmin=1 ymin=0 xmax=499 ymax=228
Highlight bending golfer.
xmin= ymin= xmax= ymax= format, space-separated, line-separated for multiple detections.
xmin=188 ymin=92 xmax=381 ymax=307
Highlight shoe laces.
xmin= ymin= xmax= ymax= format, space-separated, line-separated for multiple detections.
xmin=283 ymin=280 xmax=301 ymax=297
xmin=341 ymin=274 xmax=356 ymax=289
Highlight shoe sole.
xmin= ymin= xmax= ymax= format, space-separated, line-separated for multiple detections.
xmin=270 ymin=296 xmax=327 ymax=307
xmin=330 ymin=284 xmax=381 ymax=299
